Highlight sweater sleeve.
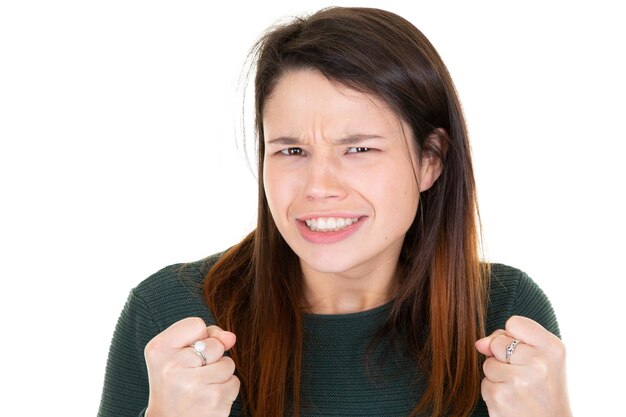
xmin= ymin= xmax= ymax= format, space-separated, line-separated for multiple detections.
xmin=97 ymin=289 xmax=161 ymax=417
xmin=510 ymin=271 xmax=561 ymax=339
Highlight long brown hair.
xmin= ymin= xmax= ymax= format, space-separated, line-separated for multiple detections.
xmin=204 ymin=7 xmax=490 ymax=417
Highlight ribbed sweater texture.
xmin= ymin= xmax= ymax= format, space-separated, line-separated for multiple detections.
xmin=98 ymin=254 xmax=560 ymax=417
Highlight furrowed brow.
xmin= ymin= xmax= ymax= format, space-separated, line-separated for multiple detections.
xmin=267 ymin=136 xmax=301 ymax=145
xmin=267 ymin=134 xmax=383 ymax=145
xmin=333 ymin=134 xmax=383 ymax=145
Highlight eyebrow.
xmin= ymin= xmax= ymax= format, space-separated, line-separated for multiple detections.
xmin=267 ymin=134 xmax=383 ymax=145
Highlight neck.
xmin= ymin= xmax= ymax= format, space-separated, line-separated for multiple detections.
xmin=301 ymin=258 xmax=400 ymax=315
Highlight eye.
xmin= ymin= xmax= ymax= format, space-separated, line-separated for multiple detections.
xmin=279 ymin=147 xmax=305 ymax=156
xmin=346 ymin=146 xmax=371 ymax=154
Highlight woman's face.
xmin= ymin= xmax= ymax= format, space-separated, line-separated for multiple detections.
xmin=262 ymin=69 xmax=439 ymax=278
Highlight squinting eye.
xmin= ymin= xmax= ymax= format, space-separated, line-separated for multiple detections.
xmin=279 ymin=147 xmax=304 ymax=156
xmin=346 ymin=146 xmax=371 ymax=154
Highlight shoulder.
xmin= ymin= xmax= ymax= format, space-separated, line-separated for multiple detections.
xmin=485 ymin=263 xmax=561 ymax=338
xmin=129 ymin=251 xmax=225 ymax=332
xmin=485 ymin=263 xmax=529 ymax=304
xmin=133 ymin=251 xmax=223 ymax=298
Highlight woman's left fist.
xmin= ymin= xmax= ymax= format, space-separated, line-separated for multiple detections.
xmin=475 ymin=316 xmax=573 ymax=417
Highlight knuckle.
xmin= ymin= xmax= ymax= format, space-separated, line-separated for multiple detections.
xmin=481 ymin=378 xmax=494 ymax=402
xmin=224 ymin=355 xmax=236 ymax=366
xmin=228 ymin=375 xmax=242 ymax=401
xmin=231 ymin=375 xmax=241 ymax=389
xmin=221 ymin=356 xmax=236 ymax=374
xmin=160 ymin=363 xmax=174 ymax=380
xmin=207 ymin=324 xmax=224 ymax=334
xmin=488 ymin=334 xmax=502 ymax=350
xmin=490 ymin=384 xmax=510 ymax=406
xmin=482 ymin=357 xmax=494 ymax=375
xmin=550 ymin=338 xmax=567 ymax=359
xmin=505 ymin=315 xmax=528 ymax=335
xmin=178 ymin=375 xmax=197 ymax=394
xmin=205 ymin=338 xmax=226 ymax=362
xmin=206 ymin=387 xmax=228 ymax=408
xmin=184 ymin=316 xmax=207 ymax=332
xmin=159 ymin=365 xmax=190 ymax=390
xmin=157 ymin=360 xmax=184 ymax=386
xmin=480 ymin=377 xmax=488 ymax=393
xmin=162 ymin=357 xmax=186 ymax=379
xmin=490 ymin=334 xmax=506 ymax=352
xmin=144 ymin=338 xmax=161 ymax=362
xmin=179 ymin=367 xmax=204 ymax=389
xmin=493 ymin=333 xmax=507 ymax=344
xmin=529 ymin=356 xmax=550 ymax=379
xmin=510 ymin=373 xmax=528 ymax=389
xmin=505 ymin=315 xmax=520 ymax=328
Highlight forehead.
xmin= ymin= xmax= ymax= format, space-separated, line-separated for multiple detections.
xmin=262 ymin=69 xmax=402 ymax=137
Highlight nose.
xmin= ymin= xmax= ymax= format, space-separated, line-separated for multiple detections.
xmin=303 ymin=153 xmax=346 ymax=201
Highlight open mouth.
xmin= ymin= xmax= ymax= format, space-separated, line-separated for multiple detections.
xmin=302 ymin=216 xmax=363 ymax=232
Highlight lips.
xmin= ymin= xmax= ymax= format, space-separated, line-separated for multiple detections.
xmin=296 ymin=215 xmax=367 ymax=244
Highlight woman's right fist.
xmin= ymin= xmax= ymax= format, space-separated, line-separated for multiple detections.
xmin=143 ymin=317 xmax=240 ymax=417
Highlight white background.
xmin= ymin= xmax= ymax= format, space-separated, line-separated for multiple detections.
xmin=1 ymin=1 xmax=623 ymax=415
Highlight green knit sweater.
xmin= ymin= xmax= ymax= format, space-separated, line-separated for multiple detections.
xmin=98 ymin=253 xmax=560 ymax=417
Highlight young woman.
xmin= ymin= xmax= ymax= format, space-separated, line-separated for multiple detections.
xmin=98 ymin=7 xmax=572 ymax=417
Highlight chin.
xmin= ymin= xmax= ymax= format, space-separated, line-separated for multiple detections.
xmin=297 ymin=249 xmax=367 ymax=275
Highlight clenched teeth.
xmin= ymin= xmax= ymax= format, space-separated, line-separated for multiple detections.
xmin=304 ymin=217 xmax=359 ymax=232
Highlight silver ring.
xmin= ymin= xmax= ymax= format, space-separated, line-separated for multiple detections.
xmin=192 ymin=340 xmax=207 ymax=366
xmin=505 ymin=339 xmax=520 ymax=364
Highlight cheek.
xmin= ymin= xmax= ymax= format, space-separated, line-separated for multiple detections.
xmin=263 ymin=165 xmax=295 ymax=221
xmin=359 ymin=162 xmax=419 ymax=217
xmin=395 ymin=158 xmax=421 ymax=208
xmin=262 ymin=166 xmax=278 ymax=216
xmin=387 ymin=185 xmax=419 ymax=228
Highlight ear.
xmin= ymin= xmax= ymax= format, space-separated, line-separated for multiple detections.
xmin=418 ymin=128 xmax=448 ymax=192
